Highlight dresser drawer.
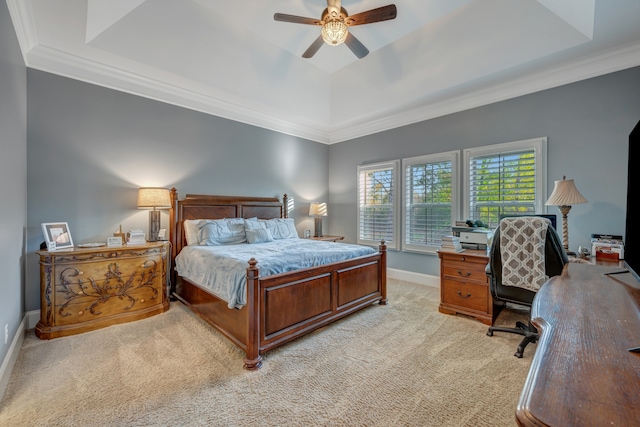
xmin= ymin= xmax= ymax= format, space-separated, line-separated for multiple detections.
xmin=441 ymin=278 xmax=489 ymax=313
xmin=440 ymin=252 xmax=488 ymax=267
xmin=54 ymin=287 xmax=160 ymax=326
xmin=53 ymin=256 xmax=161 ymax=285
xmin=441 ymin=264 xmax=488 ymax=283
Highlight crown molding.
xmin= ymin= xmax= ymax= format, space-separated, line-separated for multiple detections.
xmin=10 ymin=0 xmax=640 ymax=146
xmin=26 ymin=40 xmax=640 ymax=146
xmin=25 ymin=45 xmax=332 ymax=144
xmin=328 ymin=41 xmax=640 ymax=144
xmin=6 ymin=0 xmax=38 ymax=64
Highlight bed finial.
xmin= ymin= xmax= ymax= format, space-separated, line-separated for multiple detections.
xmin=283 ymin=194 xmax=289 ymax=219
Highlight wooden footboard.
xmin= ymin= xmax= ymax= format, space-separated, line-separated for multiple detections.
xmin=169 ymin=189 xmax=387 ymax=370
xmin=174 ymin=243 xmax=387 ymax=370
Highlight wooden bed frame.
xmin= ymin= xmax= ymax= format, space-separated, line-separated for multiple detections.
xmin=169 ymin=189 xmax=387 ymax=370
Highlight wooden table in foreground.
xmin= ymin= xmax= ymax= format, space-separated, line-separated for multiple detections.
xmin=517 ymin=262 xmax=640 ymax=426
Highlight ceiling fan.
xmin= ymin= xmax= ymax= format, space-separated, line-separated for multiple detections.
xmin=274 ymin=0 xmax=397 ymax=59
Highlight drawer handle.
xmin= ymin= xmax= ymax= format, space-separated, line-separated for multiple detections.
xmin=457 ymin=270 xmax=472 ymax=277
xmin=78 ymin=310 xmax=84 ymax=316
xmin=457 ymin=291 xmax=472 ymax=299
xmin=140 ymin=298 xmax=145 ymax=303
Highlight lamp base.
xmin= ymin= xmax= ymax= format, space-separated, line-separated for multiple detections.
xmin=314 ymin=217 xmax=323 ymax=238
xmin=557 ymin=205 xmax=572 ymax=253
xmin=148 ymin=210 xmax=161 ymax=242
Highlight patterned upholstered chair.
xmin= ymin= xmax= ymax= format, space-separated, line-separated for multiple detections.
xmin=486 ymin=216 xmax=568 ymax=358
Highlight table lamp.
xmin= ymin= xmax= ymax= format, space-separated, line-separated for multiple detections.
xmin=137 ymin=187 xmax=171 ymax=241
xmin=545 ymin=176 xmax=587 ymax=255
xmin=309 ymin=202 xmax=328 ymax=237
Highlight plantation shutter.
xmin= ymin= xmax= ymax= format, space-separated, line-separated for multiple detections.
xmin=357 ymin=161 xmax=399 ymax=249
xmin=468 ymin=148 xmax=537 ymax=229
xmin=403 ymin=152 xmax=457 ymax=252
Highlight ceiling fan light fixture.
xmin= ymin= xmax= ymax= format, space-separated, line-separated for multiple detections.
xmin=321 ymin=20 xmax=348 ymax=46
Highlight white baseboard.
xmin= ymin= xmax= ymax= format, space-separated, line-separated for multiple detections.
xmin=388 ymin=268 xmax=439 ymax=288
xmin=0 ymin=314 xmax=27 ymax=402
xmin=27 ymin=310 xmax=39 ymax=330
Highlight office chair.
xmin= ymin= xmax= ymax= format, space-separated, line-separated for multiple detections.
xmin=486 ymin=216 xmax=568 ymax=358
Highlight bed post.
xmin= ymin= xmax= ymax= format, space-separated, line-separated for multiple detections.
xmin=379 ymin=240 xmax=388 ymax=305
xmin=244 ymin=258 xmax=263 ymax=370
xmin=282 ymin=194 xmax=288 ymax=219
xmin=169 ymin=188 xmax=178 ymax=294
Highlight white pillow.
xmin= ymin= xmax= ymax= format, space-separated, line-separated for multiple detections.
xmin=245 ymin=218 xmax=298 ymax=240
xmin=183 ymin=220 xmax=203 ymax=246
xmin=198 ymin=218 xmax=247 ymax=246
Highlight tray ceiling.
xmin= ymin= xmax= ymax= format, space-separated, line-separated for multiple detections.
xmin=8 ymin=0 xmax=640 ymax=143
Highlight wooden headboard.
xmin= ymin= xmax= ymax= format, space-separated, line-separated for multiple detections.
xmin=169 ymin=188 xmax=288 ymax=263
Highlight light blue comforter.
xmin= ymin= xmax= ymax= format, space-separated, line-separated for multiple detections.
xmin=175 ymin=239 xmax=377 ymax=309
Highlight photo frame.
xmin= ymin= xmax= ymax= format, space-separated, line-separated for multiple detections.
xmin=41 ymin=222 xmax=74 ymax=251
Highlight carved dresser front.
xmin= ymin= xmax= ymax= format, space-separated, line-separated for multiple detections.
xmin=36 ymin=241 xmax=170 ymax=339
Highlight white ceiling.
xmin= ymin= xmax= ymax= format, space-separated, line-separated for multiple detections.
xmin=7 ymin=0 xmax=640 ymax=144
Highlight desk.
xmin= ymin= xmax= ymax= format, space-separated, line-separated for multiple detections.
xmin=517 ymin=262 xmax=640 ymax=426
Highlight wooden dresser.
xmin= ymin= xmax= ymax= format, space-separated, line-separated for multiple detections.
xmin=437 ymin=249 xmax=500 ymax=325
xmin=36 ymin=241 xmax=170 ymax=339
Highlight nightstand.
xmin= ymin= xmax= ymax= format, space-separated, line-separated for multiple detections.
xmin=35 ymin=241 xmax=170 ymax=339
xmin=437 ymin=248 xmax=501 ymax=325
xmin=311 ymin=235 xmax=345 ymax=242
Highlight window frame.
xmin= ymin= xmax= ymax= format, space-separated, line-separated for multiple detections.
xmin=402 ymin=151 xmax=459 ymax=254
xmin=357 ymin=160 xmax=400 ymax=250
xmin=463 ymin=137 xmax=547 ymax=228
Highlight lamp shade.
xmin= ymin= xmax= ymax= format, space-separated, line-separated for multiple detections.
xmin=545 ymin=176 xmax=587 ymax=206
xmin=309 ymin=202 xmax=328 ymax=217
xmin=137 ymin=187 xmax=171 ymax=209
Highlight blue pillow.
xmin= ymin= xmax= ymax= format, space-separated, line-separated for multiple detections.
xmin=198 ymin=218 xmax=247 ymax=245
xmin=246 ymin=228 xmax=274 ymax=244
xmin=245 ymin=218 xmax=298 ymax=240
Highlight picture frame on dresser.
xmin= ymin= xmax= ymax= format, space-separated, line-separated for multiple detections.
xmin=41 ymin=222 xmax=74 ymax=251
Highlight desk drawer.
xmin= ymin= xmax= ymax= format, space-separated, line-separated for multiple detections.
xmin=441 ymin=279 xmax=489 ymax=313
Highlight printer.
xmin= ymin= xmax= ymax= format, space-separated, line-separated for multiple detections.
xmin=451 ymin=226 xmax=494 ymax=250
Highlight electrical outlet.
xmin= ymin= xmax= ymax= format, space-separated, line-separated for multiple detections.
xmin=4 ymin=324 xmax=8 ymax=344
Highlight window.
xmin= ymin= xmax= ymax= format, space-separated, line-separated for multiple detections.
xmin=403 ymin=152 xmax=459 ymax=253
xmin=464 ymin=137 xmax=547 ymax=229
xmin=357 ymin=161 xmax=400 ymax=249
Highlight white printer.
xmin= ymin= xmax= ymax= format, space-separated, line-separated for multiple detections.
xmin=451 ymin=226 xmax=493 ymax=250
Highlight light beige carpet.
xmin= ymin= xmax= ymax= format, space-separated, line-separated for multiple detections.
xmin=0 ymin=279 xmax=532 ymax=426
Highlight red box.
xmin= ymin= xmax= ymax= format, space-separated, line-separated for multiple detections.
xmin=595 ymin=247 xmax=620 ymax=261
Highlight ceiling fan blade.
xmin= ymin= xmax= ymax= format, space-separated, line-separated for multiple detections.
xmin=273 ymin=13 xmax=321 ymax=25
xmin=302 ymin=35 xmax=325 ymax=58
xmin=346 ymin=4 xmax=397 ymax=26
xmin=344 ymin=33 xmax=369 ymax=59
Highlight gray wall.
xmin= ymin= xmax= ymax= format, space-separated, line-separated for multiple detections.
xmin=26 ymin=70 xmax=329 ymax=312
xmin=0 ymin=0 xmax=27 ymax=380
xmin=4 ymin=9 xmax=640 ymax=376
xmin=329 ymin=66 xmax=640 ymax=276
